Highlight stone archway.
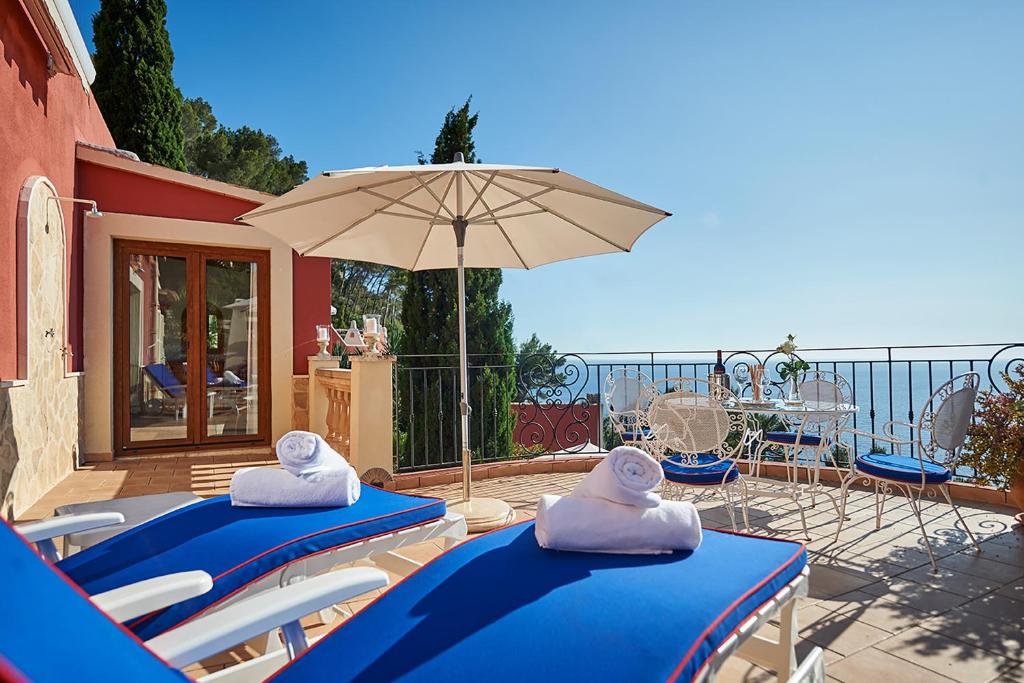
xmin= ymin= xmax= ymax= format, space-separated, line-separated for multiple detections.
xmin=0 ymin=176 xmax=81 ymax=519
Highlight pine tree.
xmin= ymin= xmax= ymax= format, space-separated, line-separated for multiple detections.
xmin=91 ymin=0 xmax=187 ymax=170
xmin=396 ymin=99 xmax=517 ymax=465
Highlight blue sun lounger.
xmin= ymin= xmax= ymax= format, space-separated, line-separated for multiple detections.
xmin=1 ymin=517 xmax=819 ymax=683
xmin=16 ymin=486 xmax=463 ymax=640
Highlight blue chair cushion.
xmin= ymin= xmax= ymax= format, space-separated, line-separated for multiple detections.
xmin=57 ymin=486 xmax=446 ymax=640
xmin=273 ymin=522 xmax=808 ymax=683
xmin=763 ymin=431 xmax=823 ymax=446
xmin=662 ymin=454 xmax=739 ymax=486
xmin=0 ymin=522 xmax=188 ymax=682
xmin=620 ymin=427 xmax=650 ymax=442
xmin=855 ymin=452 xmax=951 ymax=484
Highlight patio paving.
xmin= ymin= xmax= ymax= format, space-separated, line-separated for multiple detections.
xmin=16 ymin=453 xmax=1024 ymax=682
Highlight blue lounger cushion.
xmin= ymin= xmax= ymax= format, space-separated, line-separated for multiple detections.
xmin=0 ymin=522 xmax=187 ymax=683
xmin=272 ymin=523 xmax=807 ymax=683
xmin=855 ymin=452 xmax=951 ymax=484
xmin=57 ymin=486 xmax=446 ymax=640
xmin=662 ymin=454 xmax=739 ymax=485
xmin=764 ymin=431 xmax=823 ymax=446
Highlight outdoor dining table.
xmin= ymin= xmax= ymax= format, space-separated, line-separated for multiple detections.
xmin=727 ymin=399 xmax=860 ymax=537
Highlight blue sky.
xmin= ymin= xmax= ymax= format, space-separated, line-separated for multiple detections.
xmin=70 ymin=1 xmax=1023 ymax=354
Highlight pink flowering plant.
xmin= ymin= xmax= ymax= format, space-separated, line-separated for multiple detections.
xmin=962 ymin=365 xmax=1024 ymax=489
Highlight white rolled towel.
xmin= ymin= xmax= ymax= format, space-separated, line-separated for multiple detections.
xmin=276 ymin=431 xmax=347 ymax=482
xmin=572 ymin=446 xmax=664 ymax=508
xmin=534 ymin=494 xmax=702 ymax=554
xmin=230 ymin=466 xmax=361 ymax=508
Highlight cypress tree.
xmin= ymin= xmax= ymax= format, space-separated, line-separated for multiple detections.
xmin=397 ymin=100 xmax=516 ymax=465
xmin=91 ymin=0 xmax=187 ymax=170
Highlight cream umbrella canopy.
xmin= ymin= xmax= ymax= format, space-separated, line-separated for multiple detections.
xmin=238 ymin=154 xmax=670 ymax=530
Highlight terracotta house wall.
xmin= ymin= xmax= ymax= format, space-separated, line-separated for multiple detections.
xmin=292 ymin=252 xmax=333 ymax=375
xmin=0 ymin=0 xmax=113 ymax=379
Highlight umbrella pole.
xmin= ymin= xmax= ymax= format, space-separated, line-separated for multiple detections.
xmin=448 ymin=216 xmax=513 ymax=532
xmin=456 ymin=227 xmax=472 ymax=503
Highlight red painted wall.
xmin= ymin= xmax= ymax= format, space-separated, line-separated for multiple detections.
xmin=0 ymin=0 xmax=114 ymax=378
xmin=291 ymin=252 xmax=333 ymax=375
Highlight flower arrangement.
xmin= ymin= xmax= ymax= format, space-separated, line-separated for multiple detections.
xmin=776 ymin=334 xmax=809 ymax=382
xmin=962 ymin=365 xmax=1024 ymax=493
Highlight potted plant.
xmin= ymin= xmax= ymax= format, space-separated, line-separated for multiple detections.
xmin=962 ymin=364 xmax=1024 ymax=518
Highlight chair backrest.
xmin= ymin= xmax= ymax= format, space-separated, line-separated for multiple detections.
xmin=917 ymin=372 xmax=980 ymax=466
xmin=0 ymin=521 xmax=186 ymax=682
xmin=787 ymin=370 xmax=853 ymax=432
xmin=603 ymin=369 xmax=655 ymax=431
xmin=644 ymin=377 xmax=748 ymax=465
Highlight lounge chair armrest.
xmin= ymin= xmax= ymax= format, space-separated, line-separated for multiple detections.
xmin=15 ymin=512 xmax=125 ymax=544
xmin=92 ymin=571 xmax=213 ymax=623
xmin=147 ymin=567 xmax=388 ymax=668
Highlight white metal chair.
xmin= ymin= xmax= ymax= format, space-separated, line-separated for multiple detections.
xmin=756 ymin=370 xmax=853 ymax=504
xmin=603 ymin=368 xmax=656 ymax=448
xmin=833 ymin=372 xmax=982 ymax=571
xmin=643 ymin=377 xmax=751 ymax=531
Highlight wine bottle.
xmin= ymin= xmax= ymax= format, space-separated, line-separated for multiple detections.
xmin=714 ymin=350 xmax=730 ymax=392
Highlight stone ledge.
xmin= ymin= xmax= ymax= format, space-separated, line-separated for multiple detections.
xmin=392 ymin=457 xmax=604 ymax=491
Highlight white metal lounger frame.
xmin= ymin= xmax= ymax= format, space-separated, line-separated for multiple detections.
xmin=698 ymin=565 xmax=811 ymax=683
xmin=17 ymin=508 xmax=467 ymax=625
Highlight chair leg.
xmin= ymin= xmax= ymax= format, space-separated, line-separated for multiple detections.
xmin=722 ymin=485 xmax=739 ymax=532
xmin=940 ymin=484 xmax=982 ymax=552
xmin=739 ymin=478 xmax=751 ymax=531
xmin=905 ymin=486 xmax=938 ymax=572
xmin=796 ymin=500 xmax=810 ymax=540
xmin=833 ymin=471 xmax=855 ymax=543
xmin=874 ymin=479 xmax=894 ymax=530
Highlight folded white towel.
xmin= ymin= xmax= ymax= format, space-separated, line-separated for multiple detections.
xmin=572 ymin=446 xmax=663 ymax=508
xmin=230 ymin=466 xmax=361 ymax=508
xmin=534 ymin=494 xmax=702 ymax=554
xmin=275 ymin=431 xmax=348 ymax=482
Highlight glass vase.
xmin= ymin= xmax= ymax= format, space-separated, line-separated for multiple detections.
xmin=786 ymin=370 xmax=803 ymax=405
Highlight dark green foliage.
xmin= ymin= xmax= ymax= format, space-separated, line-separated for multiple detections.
xmin=330 ymin=261 xmax=405 ymax=343
xmin=92 ymin=0 xmax=187 ymax=170
xmin=396 ymin=99 xmax=517 ymax=465
xmin=517 ymin=334 xmax=567 ymax=399
xmin=181 ymin=98 xmax=308 ymax=195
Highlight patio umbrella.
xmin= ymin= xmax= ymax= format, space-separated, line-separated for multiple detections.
xmin=238 ymin=154 xmax=670 ymax=530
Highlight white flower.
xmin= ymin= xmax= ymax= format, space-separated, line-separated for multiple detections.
xmin=777 ymin=334 xmax=798 ymax=356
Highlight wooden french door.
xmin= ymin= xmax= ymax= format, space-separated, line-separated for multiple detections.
xmin=113 ymin=240 xmax=271 ymax=454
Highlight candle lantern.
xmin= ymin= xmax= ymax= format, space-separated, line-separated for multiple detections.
xmin=315 ymin=324 xmax=331 ymax=357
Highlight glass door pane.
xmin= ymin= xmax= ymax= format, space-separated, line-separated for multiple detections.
xmin=126 ymin=253 xmax=191 ymax=443
xmin=204 ymin=258 xmax=259 ymax=439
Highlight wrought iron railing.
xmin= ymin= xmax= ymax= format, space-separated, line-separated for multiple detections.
xmin=392 ymin=343 xmax=1024 ymax=483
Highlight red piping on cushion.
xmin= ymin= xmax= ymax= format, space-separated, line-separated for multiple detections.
xmin=0 ymin=520 xmax=185 ymax=676
xmin=267 ymin=519 xmax=530 ymax=680
xmin=126 ymin=498 xmax=445 ymax=632
xmin=0 ymin=654 xmax=28 ymax=683
xmin=666 ymin=537 xmax=807 ymax=682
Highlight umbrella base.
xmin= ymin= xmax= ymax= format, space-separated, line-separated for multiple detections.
xmin=449 ymin=497 xmax=515 ymax=533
